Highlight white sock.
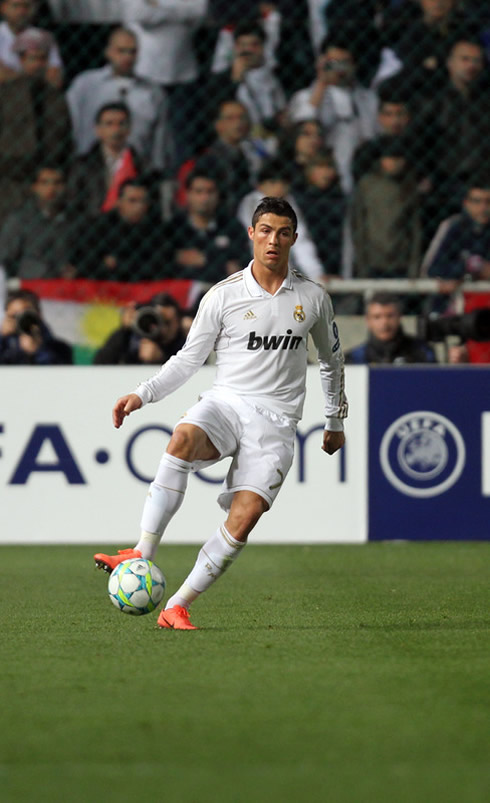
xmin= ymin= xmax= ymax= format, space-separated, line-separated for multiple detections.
xmin=165 ymin=525 xmax=245 ymax=609
xmin=135 ymin=453 xmax=191 ymax=559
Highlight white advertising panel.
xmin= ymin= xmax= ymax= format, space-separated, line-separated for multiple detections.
xmin=0 ymin=366 xmax=367 ymax=544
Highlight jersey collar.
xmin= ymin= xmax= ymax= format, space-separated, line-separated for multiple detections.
xmin=244 ymin=260 xmax=293 ymax=297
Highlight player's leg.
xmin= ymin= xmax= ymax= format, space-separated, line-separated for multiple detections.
xmin=158 ymin=490 xmax=268 ymax=629
xmin=94 ymin=424 xmax=219 ymax=571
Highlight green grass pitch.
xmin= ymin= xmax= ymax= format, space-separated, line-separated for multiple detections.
xmin=1 ymin=543 xmax=489 ymax=803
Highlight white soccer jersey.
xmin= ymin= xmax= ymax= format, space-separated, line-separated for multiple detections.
xmin=134 ymin=263 xmax=348 ymax=429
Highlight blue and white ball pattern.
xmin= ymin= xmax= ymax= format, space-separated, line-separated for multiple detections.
xmin=108 ymin=558 xmax=165 ymax=615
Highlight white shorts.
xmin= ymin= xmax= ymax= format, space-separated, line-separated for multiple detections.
xmin=174 ymin=389 xmax=296 ymax=512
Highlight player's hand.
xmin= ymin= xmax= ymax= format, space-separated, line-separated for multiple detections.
xmin=322 ymin=430 xmax=345 ymax=455
xmin=112 ymin=393 xmax=142 ymax=429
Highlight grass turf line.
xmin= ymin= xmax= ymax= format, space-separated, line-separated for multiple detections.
xmin=1 ymin=543 xmax=489 ymax=803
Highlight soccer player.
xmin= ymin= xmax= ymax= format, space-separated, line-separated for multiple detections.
xmin=94 ymin=197 xmax=347 ymax=629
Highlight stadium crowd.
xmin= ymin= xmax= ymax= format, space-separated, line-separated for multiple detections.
xmin=0 ymin=0 xmax=490 ymax=365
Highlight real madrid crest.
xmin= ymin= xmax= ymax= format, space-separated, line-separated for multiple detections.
xmin=293 ymin=305 xmax=305 ymax=322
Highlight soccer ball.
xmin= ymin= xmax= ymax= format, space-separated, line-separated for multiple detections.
xmin=108 ymin=558 xmax=166 ymax=615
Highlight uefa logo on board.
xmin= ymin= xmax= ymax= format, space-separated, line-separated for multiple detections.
xmin=379 ymin=411 xmax=466 ymax=498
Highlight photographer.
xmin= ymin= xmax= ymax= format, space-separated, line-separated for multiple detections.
xmin=94 ymin=293 xmax=186 ymax=365
xmin=0 ymin=288 xmax=72 ymax=365
xmin=289 ymin=34 xmax=378 ymax=193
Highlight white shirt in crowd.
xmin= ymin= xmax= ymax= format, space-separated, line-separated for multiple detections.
xmin=121 ymin=0 xmax=208 ymax=85
xmin=289 ymin=83 xmax=378 ymax=194
xmin=134 ymin=262 xmax=347 ymax=428
xmin=67 ymin=64 xmax=172 ymax=168
xmin=0 ymin=21 xmax=62 ymax=72
xmin=237 ymin=191 xmax=326 ymax=282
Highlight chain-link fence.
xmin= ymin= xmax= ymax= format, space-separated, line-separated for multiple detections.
xmin=1 ymin=0 xmax=490 ymax=364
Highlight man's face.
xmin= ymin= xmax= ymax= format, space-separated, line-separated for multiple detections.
xmin=307 ymin=163 xmax=337 ymax=190
xmin=378 ymin=103 xmax=410 ymax=136
xmin=295 ymin=122 xmax=324 ymax=160
xmin=96 ymin=110 xmax=130 ymax=150
xmin=420 ymin=0 xmax=455 ymax=22
xmin=366 ymin=303 xmax=401 ymax=341
xmin=234 ymin=33 xmax=264 ymax=69
xmin=320 ymin=47 xmax=355 ymax=86
xmin=248 ymin=213 xmax=297 ymax=272
xmin=187 ymin=177 xmax=219 ymax=217
xmin=380 ymin=155 xmax=406 ymax=176
xmin=106 ymin=31 xmax=138 ymax=77
xmin=1 ymin=0 xmax=33 ymax=31
xmin=215 ymin=102 xmax=250 ymax=144
xmin=155 ymin=305 xmax=180 ymax=343
xmin=447 ymin=42 xmax=484 ymax=86
xmin=117 ymin=186 xmax=149 ymax=223
xmin=33 ymin=169 xmax=65 ymax=206
xmin=19 ymin=48 xmax=48 ymax=77
xmin=463 ymin=188 xmax=490 ymax=226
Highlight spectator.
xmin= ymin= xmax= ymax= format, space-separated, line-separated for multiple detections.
xmin=193 ymin=100 xmax=270 ymax=214
xmin=418 ymin=37 xmax=490 ymax=222
xmin=0 ymin=163 xmax=81 ymax=278
xmin=289 ymin=34 xmax=378 ymax=193
xmin=352 ymin=94 xmax=412 ymax=183
xmin=68 ymin=102 xmax=149 ymax=218
xmin=0 ymin=28 xmax=72 ymax=224
xmin=0 ymin=0 xmax=63 ymax=87
xmin=350 ymin=137 xmax=422 ymax=278
xmin=422 ymin=176 xmax=490 ymax=290
xmin=121 ymin=0 xmax=208 ymax=163
xmin=0 ymin=287 xmax=72 ymax=364
xmin=94 ymin=292 xmax=187 ymax=365
xmin=293 ymin=150 xmax=345 ymax=277
xmin=78 ymin=178 xmax=165 ymax=281
xmin=163 ymin=169 xmax=249 ymax=284
xmin=325 ymin=1 xmax=383 ymax=87
xmin=345 ymin=292 xmax=436 ymax=364
xmin=236 ymin=158 xmax=326 ymax=282
xmin=380 ymin=0 xmax=480 ymax=99
xmin=67 ymin=27 xmax=172 ymax=171
xmin=207 ymin=20 xmax=287 ymax=142
xmin=279 ymin=118 xmax=326 ymax=190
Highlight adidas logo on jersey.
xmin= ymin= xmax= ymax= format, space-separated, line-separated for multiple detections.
xmin=243 ymin=310 xmax=257 ymax=320
xmin=247 ymin=330 xmax=302 ymax=351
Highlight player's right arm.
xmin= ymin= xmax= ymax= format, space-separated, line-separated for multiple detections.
xmin=112 ymin=393 xmax=142 ymax=429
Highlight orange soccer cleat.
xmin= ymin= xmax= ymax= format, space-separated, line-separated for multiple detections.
xmin=93 ymin=548 xmax=142 ymax=573
xmin=157 ymin=605 xmax=198 ymax=631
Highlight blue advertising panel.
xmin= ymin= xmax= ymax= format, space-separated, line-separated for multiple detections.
xmin=369 ymin=367 xmax=490 ymax=540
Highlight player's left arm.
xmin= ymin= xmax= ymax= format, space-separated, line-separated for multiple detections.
xmin=309 ymin=290 xmax=348 ymax=448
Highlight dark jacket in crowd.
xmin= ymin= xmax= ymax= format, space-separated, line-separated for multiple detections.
xmin=0 ymin=197 xmax=82 ymax=279
xmin=424 ymin=212 xmax=490 ymax=280
xmin=345 ymin=329 xmax=436 ymax=365
xmin=77 ymin=209 xmax=166 ymax=281
xmin=0 ymin=74 xmax=72 ymax=223
xmin=0 ymin=320 xmax=72 ymax=365
xmin=293 ymin=180 xmax=345 ymax=275
xmin=94 ymin=325 xmax=186 ymax=365
xmin=163 ymin=210 xmax=250 ymax=283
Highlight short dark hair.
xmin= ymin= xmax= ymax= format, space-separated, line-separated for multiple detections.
xmin=117 ymin=178 xmax=149 ymax=197
xmin=95 ymin=102 xmax=131 ymax=124
xmin=233 ymin=20 xmax=266 ymax=43
xmin=257 ymin=159 xmax=292 ymax=185
xmin=185 ymin=168 xmax=219 ymax=191
xmin=6 ymin=289 xmax=41 ymax=313
xmin=150 ymin=292 xmax=182 ymax=315
xmin=465 ymin=174 xmax=490 ymax=196
xmin=251 ymin=197 xmax=298 ymax=232
xmin=367 ymin=292 xmax=401 ymax=311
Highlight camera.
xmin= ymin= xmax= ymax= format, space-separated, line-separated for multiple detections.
xmin=132 ymin=306 xmax=163 ymax=341
xmin=418 ymin=309 xmax=490 ymax=343
xmin=323 ymin=59 xmax=352 ymax=76
xmin=16 ymin=309 xmax=42 ymax=336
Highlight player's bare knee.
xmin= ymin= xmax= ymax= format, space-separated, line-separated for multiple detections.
xmin=227 ymin=494 xmax=268 ymax=540
xmin=167 ymin=427 xmax=195 ymax=461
